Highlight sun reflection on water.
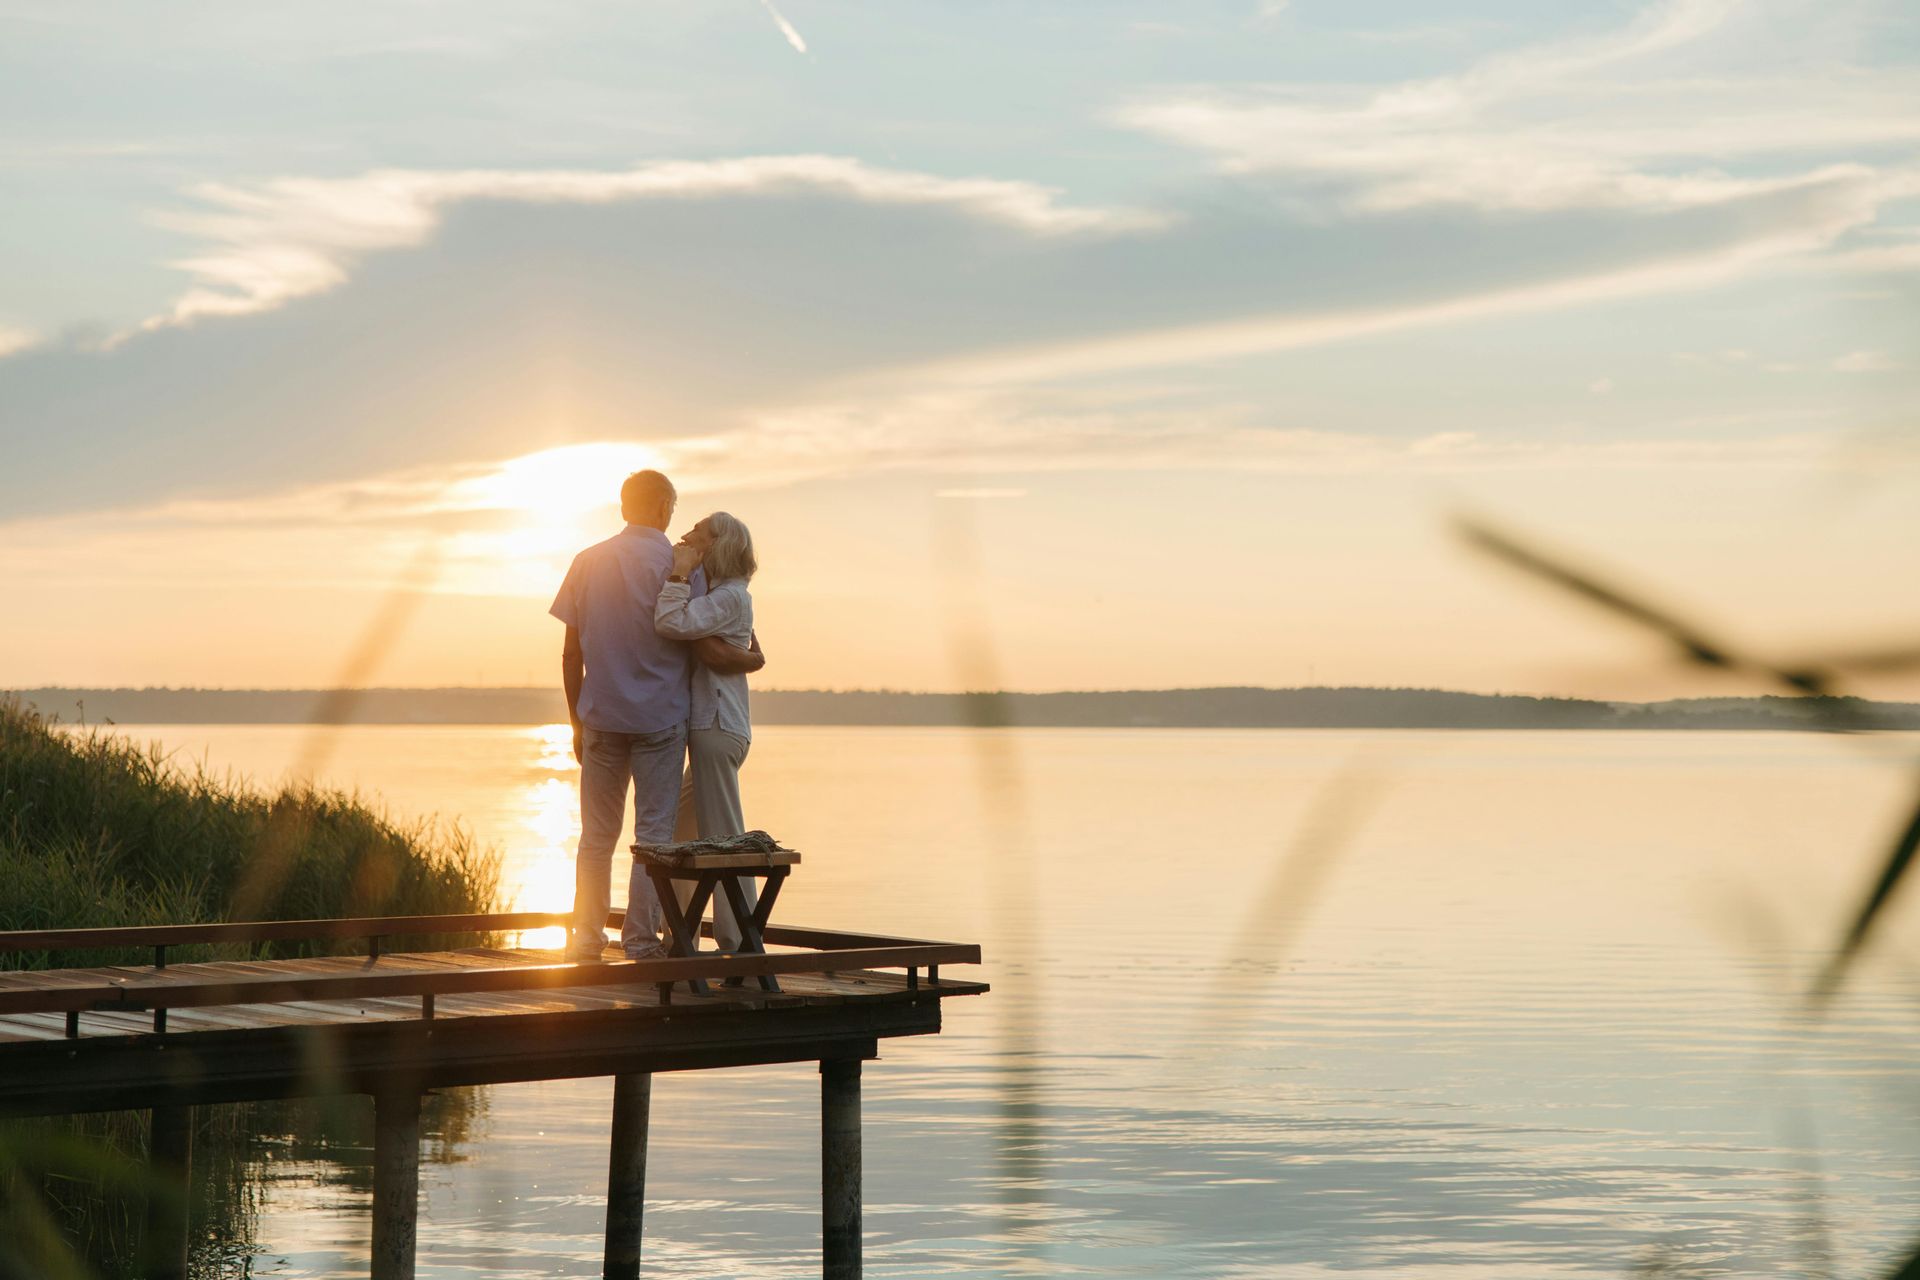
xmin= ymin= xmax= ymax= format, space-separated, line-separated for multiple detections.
xmin=502 ymin=724 xmax=583 ymax=949
xmin=530 ymin=722 xmax=576 ymax=771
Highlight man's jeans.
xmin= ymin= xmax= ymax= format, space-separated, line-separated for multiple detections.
xmin=572 ymin=724 xmax=686 ymax=958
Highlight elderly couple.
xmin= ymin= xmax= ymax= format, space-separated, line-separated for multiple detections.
xmin=548 ymin=469 xmax=763 ymax=963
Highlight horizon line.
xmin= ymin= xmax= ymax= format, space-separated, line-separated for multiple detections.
xmin=9 ymin=683 xmax=1912 ymax=706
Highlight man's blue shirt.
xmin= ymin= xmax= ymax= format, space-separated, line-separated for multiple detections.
xmin=550 ymin=524 xmax=705 ymax=734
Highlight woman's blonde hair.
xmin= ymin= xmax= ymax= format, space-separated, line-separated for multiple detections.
xmin=701 ymin=511 xmax=757 ymax=583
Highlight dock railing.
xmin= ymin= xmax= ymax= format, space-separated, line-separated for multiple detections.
xmin=0 ymin=911 xmax=979 ymax=1028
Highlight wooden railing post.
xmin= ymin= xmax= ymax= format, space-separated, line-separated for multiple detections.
xmin=144 ymin=1104 xmax=193 ymax=1280
xmin=604 ymin=1072 xmax=652 ymax=1279
xmin=371 ymin=1088 xmax=422 ymax=1280
xmin=822 ymin=1058 xmax=862 ymax=1279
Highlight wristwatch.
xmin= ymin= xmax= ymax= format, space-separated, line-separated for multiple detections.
xmin=667 ymin=573 xmax=689 ymax=584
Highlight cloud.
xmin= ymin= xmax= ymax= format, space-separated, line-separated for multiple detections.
xmin=147 ymin=155 xmax=1166 ymax=328
xmin=1673 ymin=348 xmax=1752 ymax=367
xmin=1823 ymin=240 xmax=1920 ymax=275
xmin=0 ymin=393 xmax=1871 ymax=604
xmin=0 ymin=414 xmax=1850 ymax=573
xmin=1676 ymin=345 xmax=1904 ymax=375
xmin=1831 ymin=349 xmax=1897 ymax=372
xmin=0 ymin=327 xmax=35 ymax=359
xmin=2 ymin=98 xmax=1902 ymax=523
xmin=33 ymin=397 xmax=1858 ymax=533
xmin=1117 ymin=0 xmax=1920 ymax=215
xmin=879 ymin=170 xmax=1884 ymax=387
xmin=617 ymin=391 xmax=1858 ymax=499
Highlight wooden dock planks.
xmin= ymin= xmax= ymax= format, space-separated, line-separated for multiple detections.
xmin=0 ymin=947 xmax=953 ymax=1041
xmin=0 ymin=912 xmax=986 ymax=1279
xmin=0 ymin=941 xmax=985 ymax=1117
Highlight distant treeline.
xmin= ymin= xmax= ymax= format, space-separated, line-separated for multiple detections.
xmin=12 ymin=686 xmax=1920 ymax=730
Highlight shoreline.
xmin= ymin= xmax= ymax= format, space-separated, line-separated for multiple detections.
xmin=15 ymin=686 xmax=1920 ymax=732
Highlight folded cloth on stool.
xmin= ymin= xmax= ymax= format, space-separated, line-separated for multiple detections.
xmin=633 ymin=830 xmax=796 ymax=868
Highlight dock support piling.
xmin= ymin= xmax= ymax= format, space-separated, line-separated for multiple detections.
xmin=822 ymin=1058 xmax=863 ymax=1279
xmin=371 ymin=1089 xmax=422 ymax=1280
xmin=604 ymin=1072 xmax=652 ymax=1280
xmin=144 ymin=1104 xmax=193 ymax=1280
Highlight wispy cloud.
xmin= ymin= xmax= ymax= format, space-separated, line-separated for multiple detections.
xmin=0 ymin=326 xmax=36 ymax=359
xmin=1119 ymin=0 xmax=1920 ymax=214
xmin=1676 ymin=346 xmax=1904 ymax=375
xmin=0 ymin=411 xmax=1871 ymax=601
xmin=147 ymin=155 xmax=1165 ymax=328
xmin=879 ymin=176 xmax=1883 ymax=387
xmin=27 ymin=408 xmax=1857 ymax=530
xmin=1832 ymin=349 xmax=1897 ymax=373
xmin=680 ymin=396 xmax=1850 ymax=490
xmin=759 ymin=0 xmax=809 ymax=54
xmin=1673 ymin=348 xmax=1756 ymax=367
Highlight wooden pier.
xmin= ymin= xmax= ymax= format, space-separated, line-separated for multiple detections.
xmin=0 ymin=910 xmax=986 ymax=1278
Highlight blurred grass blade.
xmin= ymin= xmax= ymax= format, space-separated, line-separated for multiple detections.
xmin=1778 ymin=1079 xmax=1838 ymax=1280
xmin=1453 ymin=516 xmax=1886 ymax=732
xmin=1455 ymin=517 xmax=1748 ymax=675
xmin=1455 ymin=513 xmax=1920 ymax=1008
xmin=233 ymin=540 xmax=441 ymax=920
xmin=1460 ymin=517 xmax=1920 ymax=702
xmin=291 ymin=539 xmax=443 ymax=781
xmin=1809 ymin=789 xmax=1920 ymax=1009
xmin=1789 ymin=642 xmax=1920 ymax=677
xmin=932 ymin=498 xmax=1047 ymax=1258
xmin=1885 ymin=1237 xmax=1920 ymax=1280
xmin=1196 ymin=754 xmax=1386 ymax=1045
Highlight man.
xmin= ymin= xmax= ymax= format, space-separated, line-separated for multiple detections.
xmin=550 ymin=469 xmax=762 ymax=962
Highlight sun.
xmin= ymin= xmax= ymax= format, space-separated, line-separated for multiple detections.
xmin=464 ymin=442 xmax=669 ymax=523
xmin=440 ymin=442 xmax=670 ymax=595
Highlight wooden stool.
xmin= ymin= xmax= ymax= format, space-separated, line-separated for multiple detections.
xmin=642 ymin=850 xmax=800 ymax=998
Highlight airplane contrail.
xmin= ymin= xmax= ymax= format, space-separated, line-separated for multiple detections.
xmin=758 ymin=0 xmax=808 ymax=53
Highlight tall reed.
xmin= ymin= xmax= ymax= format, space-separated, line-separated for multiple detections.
xmin=0 ymin=698 xmax=501 ymax=1277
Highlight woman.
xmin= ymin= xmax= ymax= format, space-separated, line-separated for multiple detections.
xmin=655 ymin=511 xmax=759 ymax=951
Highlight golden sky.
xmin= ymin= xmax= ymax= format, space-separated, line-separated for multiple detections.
xmin=2 ymin=1 xmax=1918 ymax=697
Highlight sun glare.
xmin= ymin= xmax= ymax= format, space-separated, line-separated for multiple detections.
xmin=461 ymin=442 xmax=668 ymax=522
xmin=443 ymin=442 xmax=668 ymax=595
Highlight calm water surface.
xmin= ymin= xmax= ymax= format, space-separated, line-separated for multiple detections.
xmin=103 ymin=725 xmax=1920 ymax=1277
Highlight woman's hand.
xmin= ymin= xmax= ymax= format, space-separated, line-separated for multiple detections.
xmin=670 ymin=541 xmax=702 ymax=578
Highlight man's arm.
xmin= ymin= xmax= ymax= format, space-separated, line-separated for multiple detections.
xmin=561 ymin=624 xmax=586 ymax=763
xmin=693 ymin=630 xmax=765 ymax=676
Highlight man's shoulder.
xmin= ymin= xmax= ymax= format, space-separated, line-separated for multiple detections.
xmin=567 ymin=533 xmax=610 ymax=565
xmin=572 ymin=530 xmax=676 ymax=602
xmin=610 ymin=527 xmax=671 ymax=560
xmin=576 ymin=529 xmax=661 ymax=566
xmin=590 ymin=528 xmax=636 ymax=554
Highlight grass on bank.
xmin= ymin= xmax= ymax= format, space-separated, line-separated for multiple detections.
xmin=0 ymin=697 xmax=501 ymax=1278
xmin=0 ymin=697 xmax=500 ymax=967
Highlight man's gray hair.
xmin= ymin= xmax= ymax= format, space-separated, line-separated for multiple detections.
xmin=621 ymin=469 xmax=677 ymax=522
xmin=701 ymin=511 xmax=757 ymax=583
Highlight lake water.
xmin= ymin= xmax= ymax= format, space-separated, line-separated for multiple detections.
xmin=95 ymin=725 xmax=1920 ymax=1278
